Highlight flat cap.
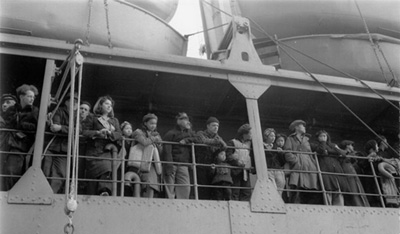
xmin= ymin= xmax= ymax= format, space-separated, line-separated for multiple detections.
xmin=289 ymin=119 xmax=306 ymax=131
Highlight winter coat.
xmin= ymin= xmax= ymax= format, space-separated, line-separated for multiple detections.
xmin=312 ymin=141 xmax=350 ymax=192
xmin=226 ymin=138 xmax=252 ymax=179
xmin=211 ymin=162 xmax=233 ymax=185
xmin=162 ymin=125 xmax=196 ymax=164
xmin=83 ymin=116 xmax=122 ymax=178
xmin=7 ymin=104 xmax=38 ymax=152
xmin=283 ymin=133 xmax=319 ymax=190
xmin=47 ymin=106 xmax=81 ymax=153
xmin=195 ymin=129 xmax=226 ymax=165
xmin=264 ymin=143 xmax=285 ymax=169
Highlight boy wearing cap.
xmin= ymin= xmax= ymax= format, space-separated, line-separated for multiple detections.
xmin=43 ymin=93 xmax=79 ymax=193
xmin=283 ymin=120 xmax=321 ymax=204
xmin=0 ymin=94 xmax=18 ymax=191
xmin=195 ymin=116 xmax=227 ymax=200
xmin=162 ymin=112 xmax=197 ymax=199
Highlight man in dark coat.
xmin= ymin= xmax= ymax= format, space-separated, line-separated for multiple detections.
xmin=195 ymin=117 xmax=227 ymax=200
xmin=4 ymin=84 xmax=39 ymax=190
xmin=43 ymin=93 xmax=79 ymax=193
xmin=283 ymin=120 xmax=321 ymax=204
xmin=162 ymin=112 xmax=197 ymax=199
xmin=0 ymin=94 xmax=18 ymax=191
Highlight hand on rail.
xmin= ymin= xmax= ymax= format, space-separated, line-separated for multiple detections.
xmin=50 ymin=124 xmax=62 ymax=132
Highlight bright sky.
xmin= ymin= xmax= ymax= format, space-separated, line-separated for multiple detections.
xmin=169 ymin=0 xmax=206 ymax=58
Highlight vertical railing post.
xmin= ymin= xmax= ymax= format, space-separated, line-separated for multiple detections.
xmin=120 ymin=138 xmax=126 ymax=197
xmin=191 ymin=143 xmax=199 ymax=200
xmin=313 ymin=153 xmax=329 ymax=205
xmin=369 ymin=161 xmax=386 ymax=207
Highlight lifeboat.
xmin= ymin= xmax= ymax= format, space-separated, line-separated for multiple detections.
xmin=202 ymin=0 xmax=400 ymax=84
xmin=0 ymin=0 xmax=187 ymax=55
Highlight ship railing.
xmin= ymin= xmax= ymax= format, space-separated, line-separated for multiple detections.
xmin=0 ymin=128 xmax=399 ymax=207
xmin=266 ymin=149 xmax=399 ymax=208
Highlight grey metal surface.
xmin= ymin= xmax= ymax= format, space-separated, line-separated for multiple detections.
xmin=1 ymin=192 xmax=398 ymax=234
xmin=1 ymin=33 xmax=398 ymax=101
xmin=0 ymin=0 xmax=187 ymax=55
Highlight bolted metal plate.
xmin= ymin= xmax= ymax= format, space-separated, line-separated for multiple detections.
xmin=250 ymin=178 xmax=286 ymax=213
xmin=7 ymin=167 xmax=53 ymax=205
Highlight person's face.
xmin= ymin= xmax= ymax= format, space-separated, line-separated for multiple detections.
xmin=295 ymin=124 xmax=306 ymax=134
xmin=122 ymin=125 xmax=132 ymax=137
xmin=80 ymin=104 xmax=90 ymax=118
xmin=265 ymin=132 xmax=275 ymax=144
xmin=346 ymin=144 xmax=354 ymax=152
xmin=101 ymin=99 xmax=113 ymax=114
xmin=20 ymin=90 xmax=35 ymax=107
xmin=145 ymin=118 xmax=157 ymax=132
xmin=65 ymin=99 xmax=78 ymax=111
xmin=207 ymin=122 xmax=219 ymax=134
xmin=217 ymin=151 xmax=226 ymax=162
xmin=243 ymin=131 xmax=252 ymax=141
xmin=276 ymin=137 xmax=285 ymax=147
xmin=379 ymin=139 xmax=388 ymax=150
xmin=318 ymin=133 xmax=327 ymax=142
xmin=2 ymin=99 xmax=16 ymax=112
xmin=177 ymin=118 xmax=190 ymax=129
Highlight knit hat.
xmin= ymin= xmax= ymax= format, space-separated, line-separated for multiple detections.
xmin=263 ymin=128 xmax=275 ymax=137
xmin=176 ymin=112 xmax=189 ymax=120
xmin=289 ymin=119 xmax=306 ymax=131
xmin=80 ymin=101 xmax=92 ymax=109
xmin=364 ymin=140 xmax=377 ymax=152
xmin=120 ymin=121 xmax=132 ymax=130
xmin=238 ymin=124 xmax=251 ymax=135
xmin=1 ymin=94 xmax=17 ymax=104
xmin=206 ymin=116 xmax=219 ymax=125
xmin=143 ymin=113 xmax=158 ymax=123
xmin=339 ymin=140 xmax=354 ymax=150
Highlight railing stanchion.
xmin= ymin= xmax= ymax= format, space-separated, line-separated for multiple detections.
xmin=191 ymin=143 xmax=199 ymax=200
xmin=313 ymin=153 xmax=329 ymax=205
xmin=120 ymin=139 xmax=125 ymax=197
xmin=369 ymin=161 xmax=386 ymax=207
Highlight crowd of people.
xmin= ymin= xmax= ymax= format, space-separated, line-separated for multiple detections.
xmin=0 ymin=84 xmax=399 ymax=208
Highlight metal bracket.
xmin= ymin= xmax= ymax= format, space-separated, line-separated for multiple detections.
xmin=250 ymin=178 xmax=286 ymax=213
xmin=8 ymin=167 xmax=52 ymax=204
xmin=228 ymin=74 xmax=270 ymax=99
xmin=220 ymin=16 xmax=263 ymax=65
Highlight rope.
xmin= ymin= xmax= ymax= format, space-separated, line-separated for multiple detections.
xmin=375 ymin=40 xmax=399 ymax=86
xmin=353 ymin=0 xmax=390 ymax=84
xmin=201 ymin=0 xmax=232 ymax=17
xmin=104 ymin=0 xmax=113 ymax=48
xmin=185 ymin=23 xmax=229 ymax=37
xmin=249 ymin=18 xmax=400 ymax=157
xmin=276 ymin=39 xmax=400 ymax=111
xmin=85 ymin=0 xmax=93 ymax=46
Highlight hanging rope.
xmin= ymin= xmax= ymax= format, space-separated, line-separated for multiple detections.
xmin=249 ymin=18 xmax=399 ymax=157
xmin=201 ymin=0 xmax=232 ymax=17
xmin=85 ymin=0 xmax=93 ymax=46
xmin=185 ymin=23 xmax=229 ymax=38
xmin=104 ymin=0 xmax=113 ymax=48
xmin=375 ymin=40 xmax=399 ymax=87
xmin=353 ymin=0 xmax=390 ymax=84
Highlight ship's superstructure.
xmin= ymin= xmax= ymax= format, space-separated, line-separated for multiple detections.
xmin=0 ymin=1 xmax=399 ymax=234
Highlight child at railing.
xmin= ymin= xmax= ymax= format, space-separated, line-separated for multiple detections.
xmin=211 ymin=149 xmax=232 ymax=201
xmin=125 ymin=114 xmax=162 ymax=198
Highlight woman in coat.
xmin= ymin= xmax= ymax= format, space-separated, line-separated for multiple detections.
xmin=83 ymin=95 xmax=122 ymax=196
xmin=312 ymin=130 xmax=350 ymax=206
xmin=126 ymin=113 xmax=162 ymax=198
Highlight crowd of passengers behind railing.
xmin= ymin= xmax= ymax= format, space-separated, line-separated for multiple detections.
xmin=0 ymin=85 xmax=399 ymax=208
